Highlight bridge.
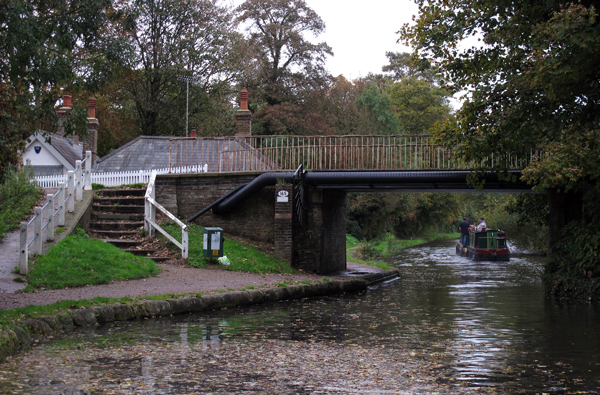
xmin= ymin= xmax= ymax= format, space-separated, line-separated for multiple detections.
xmin=152 ymin=135 xmax=578 ymax=274
xmin=167 ymin=134 xmax=541 ymax=173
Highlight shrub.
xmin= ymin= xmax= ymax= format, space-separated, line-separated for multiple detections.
xmin=0 ymin=167 xmax=42 ymax=240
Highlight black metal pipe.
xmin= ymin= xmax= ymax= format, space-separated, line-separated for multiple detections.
xmin=209 ymin=170 xmax=526 ymax=215
xmin=211 ymin=172 xmax=295 ymax=215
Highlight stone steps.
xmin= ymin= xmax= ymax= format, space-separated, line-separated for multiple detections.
xmin=88 ymin=188 xmax=168 ymax=262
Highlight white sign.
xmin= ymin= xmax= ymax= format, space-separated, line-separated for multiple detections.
xmin=277 ymin=190 xmax=289 ymax=202
xmin=211 ymin=232 xmax=221 ymax=250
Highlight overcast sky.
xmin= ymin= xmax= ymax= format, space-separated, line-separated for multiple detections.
xmin=232 ymin=0 xmax=420 ymax=80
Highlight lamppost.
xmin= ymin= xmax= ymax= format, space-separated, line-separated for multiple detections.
xmin=177 ymin=75 xmax=201 ymax=137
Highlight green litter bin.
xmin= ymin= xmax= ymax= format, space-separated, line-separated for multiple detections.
xmin=203 ymin=227 xmax=224 ymax=257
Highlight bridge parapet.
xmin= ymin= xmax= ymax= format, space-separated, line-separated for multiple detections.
xmin=169 ymin=135 xmax=541 ymax=173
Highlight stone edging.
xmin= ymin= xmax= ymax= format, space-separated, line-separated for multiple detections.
xmin=0 ymin=270 xmax=398 ymax=362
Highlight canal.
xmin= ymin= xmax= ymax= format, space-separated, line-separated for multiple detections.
xmin=1 ymin=239 xmax=599 ymax=394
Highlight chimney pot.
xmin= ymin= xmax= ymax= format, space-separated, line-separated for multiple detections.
xmin=87 ymin=97 xmax=97 ymax=118
xmin=63 ymin=95 xmax=72 ymax=108
xmin=240 ymin=90 xmax=248 ymax=110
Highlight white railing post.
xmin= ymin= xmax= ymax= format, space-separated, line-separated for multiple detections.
xmin=46 ymin=194 xmax=55 ymax=241
xmin=182 ymin=227 xmax=189 ymax=259
xmin=20 ymin=222 xmax=28 ymax=275
xmin=34 ymin=207 xmax=43 ymax=255
xmin=57 ymin=182 xmax=65 ymax=226
xmin=67 ymin=171 xmax=75 ymax=213
xmin=139 ymin=170 xmax=144 ymax=184
xmin=75 ymin=160 xmax=83 ymax=201
xmin=145 ymin=171 xmax=157 ymax=234
xmin=84 ymin=151 xmax=92 ymax=190
xmin=144 ymin=196 xmax=150 ymax=233
xmin=149 ymin=176 xmax=156 ymax=237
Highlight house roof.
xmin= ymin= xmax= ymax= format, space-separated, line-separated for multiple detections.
xmin=48 ymin=134 xmax=83 ymax=167
xmin=95 ymin=136 xmax=172 ymax=172
xmin=94 ymin=136 xmax=277 ymax=173
xmin=25 ymin=132 xmax=82 ymax=170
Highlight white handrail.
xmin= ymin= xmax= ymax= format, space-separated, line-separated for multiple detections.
xmin=144 ymin=171 xmax=189 ymax=259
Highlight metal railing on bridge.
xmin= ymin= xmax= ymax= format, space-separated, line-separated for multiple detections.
xmin=169 ymin=135 xmax=541 ymax=173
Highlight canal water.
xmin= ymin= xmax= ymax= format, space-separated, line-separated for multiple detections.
xmin=1 ymin=239 xmax=599 ymax=394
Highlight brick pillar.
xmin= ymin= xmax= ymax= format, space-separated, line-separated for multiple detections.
xmin=292 ymin=189 xmax=347 ymax=274
xmin=235 ymin=90 xmax=252 ymax=136
xmin=85 ymin=97 xmax=99 ymax=165
xmin=548 ymin=189 xmax=584 ymax=257
xmin=320 ymin=190 xmax=347 ymax=274
xmin=274 ymin=184 xmax=293 ymax=263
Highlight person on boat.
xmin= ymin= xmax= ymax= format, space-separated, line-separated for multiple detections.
xmin=478 ymin=217 xmax=487 ymax=230
xmin=459 ymin=217 xmax=470 ymax=247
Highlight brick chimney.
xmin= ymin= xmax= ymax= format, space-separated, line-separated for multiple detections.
xmin=190 ymin=128 xmax=197 ymax=138
xmin=84 ymin=97 xmax=99 ymax=165
xmin=235 ymin=90 xmax=252 ymax=136
xmin=56 ymin=94 xmax=72 ymax=136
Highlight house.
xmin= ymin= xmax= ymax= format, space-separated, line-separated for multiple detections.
xmin=23 ymin=132 xmax=83 ymax=176
xmin=23 ymin=95 xmax=99 ymax=176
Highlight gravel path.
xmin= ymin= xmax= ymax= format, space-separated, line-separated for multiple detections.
xmin=0 ymin=262 xmax=333 ymax=310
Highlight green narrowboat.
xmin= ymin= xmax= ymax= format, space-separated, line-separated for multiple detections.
xmin=456 ymin=229 xmax=510 ymax=262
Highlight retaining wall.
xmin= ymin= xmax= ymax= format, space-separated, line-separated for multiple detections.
xmin=156 ymin=172 xmax=276 ymax=244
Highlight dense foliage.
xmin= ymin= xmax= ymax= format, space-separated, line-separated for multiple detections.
xmin=0 ymin=167 xmax=42 ymax=240
xmin=120 ymin=0 xmax=243 ymax=136
xmin=0 ymin=0 xmax=119 ymax=170
xmin=346 ymin=192 xmax=460 ymax=241
xmin=401 ymin=0 xmax=599 ymax=195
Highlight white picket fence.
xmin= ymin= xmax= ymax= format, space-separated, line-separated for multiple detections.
xmin=35 ymin=164 xmax=208 ymax=188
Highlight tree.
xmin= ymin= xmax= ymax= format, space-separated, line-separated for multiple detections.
xmin=121 ymin=0 xmax=243 ymax=136
xmin=0 ymin=0 xmax=117 ymax=171
xmin=381 ymin=52 xmax=453 ymax=134
xmin=389 ymin=78 xmax=452 ymax=134
xmin=320 ymin=75 xmax=362 ymax=135
xmin=355 ymin=83 xmax=402 ymax=135
xmin=401 ymin=1 xmax=600 ymax=195
xmin=382 ymin=51 xmax=437 ymax=83
xmin=236 ymin=0 xmax=333 ymax=134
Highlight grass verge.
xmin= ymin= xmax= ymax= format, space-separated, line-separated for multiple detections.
xmin=24 ymin=229 xmax=159 ymax=292
xmin=161 ymin=223 xmax=296 ymax=274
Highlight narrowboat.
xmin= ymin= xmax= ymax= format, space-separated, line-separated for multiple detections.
xmin=456 ymin=228 xmax=510 ymax=261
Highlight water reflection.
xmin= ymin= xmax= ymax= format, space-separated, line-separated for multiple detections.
xmin=1 ymin=239 xmax=599 ymax=394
